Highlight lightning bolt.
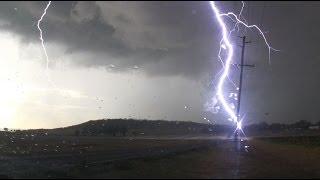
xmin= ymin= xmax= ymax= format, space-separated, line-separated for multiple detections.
xmin=209 ymin=1 xmax=278 ymax=131
xmin=37 ymin=1 xmax=55 ymax=87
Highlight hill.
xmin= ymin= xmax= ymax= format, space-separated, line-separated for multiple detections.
xmin=12 ymin=119 xmax=233 ymax=137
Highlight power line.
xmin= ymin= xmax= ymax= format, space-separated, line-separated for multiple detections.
xmin=261 ymin=1 xmax=266 ymax=30
xmin=251 ymin=1 xmax=254 ymax=43
xmin=247 ymin=1 xmax=250 ymax=27
xmin=261 ymin=2 xmax=267 ymax=47
xmin=248 ymin=1 xmax=258 ymax=63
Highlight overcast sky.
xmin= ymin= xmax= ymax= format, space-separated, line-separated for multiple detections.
xmin=0 ymin=1 xmax=320 ymax=129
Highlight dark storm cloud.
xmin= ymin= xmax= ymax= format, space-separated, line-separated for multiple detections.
xmin=2 ymin=1 xmax=320 ymax=125
xmin=235 ymin=1 xmax=320 ymax=124
xmin=0 ymin=1 xmax=222 ymax=78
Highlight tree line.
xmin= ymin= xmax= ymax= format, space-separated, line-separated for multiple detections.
xmin=243 ymin=120 xmax=320 ymax=132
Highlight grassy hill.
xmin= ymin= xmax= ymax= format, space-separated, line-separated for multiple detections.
xmin=11 ymin=119 xmax=233 ymax=137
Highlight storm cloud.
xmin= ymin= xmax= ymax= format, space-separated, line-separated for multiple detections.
xmin=0 ymin=1 xmax=222 ymax=78
xmin=1 ymin=1 xmax=320 ymax=129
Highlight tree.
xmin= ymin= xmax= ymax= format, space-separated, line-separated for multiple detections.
xmin=293 ymin=120 xmax=312 ymax=129
xmin=200 ymin=127 xmax=210 ymax=134
xmin=105 ymin=125 xmax=118 ymax=136
xmin=110 ymin=125 xmax=116 ymax=137
xmin=81 ymin=126 xmax=88 ymax=136
xmin=270 ymin=123 xmax=284 ymax=131
xmin=121 ymin=126 xmax=128 ymax=136
xmin=132 ymin=131 xmax=138 ymax=136
xmin=75 ymin=129 xmax=80 ymax=136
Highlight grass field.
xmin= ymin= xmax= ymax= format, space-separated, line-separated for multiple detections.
xmin=68 ymin=137 xmax=320 ymax=179
xmin=0 ymin=134 xmax=208 ymax=156
xmin=1 ymin=134 xmax=320 ymax=178
xmin=256 ymin=135 xmax=320 ymax=147
xmin=0 ymin=134 xmax=214 ymax=178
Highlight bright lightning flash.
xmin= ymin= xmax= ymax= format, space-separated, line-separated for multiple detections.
xmin=37 ymin=1 xmax=55 ymax=87
xmin=209 ymin=1 xmax=277 ymax=132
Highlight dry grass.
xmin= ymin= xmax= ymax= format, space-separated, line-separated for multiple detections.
xmin=75 ymin=138 xmax=320 ymax=179
xmin=2 ymin=135 xmax=320 ymax=178
xmin=0 ymin=134 xmax=206 ymax=156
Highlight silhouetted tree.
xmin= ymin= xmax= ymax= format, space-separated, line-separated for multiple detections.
xmin=105 ymin=125 xmax=119 ymax=137
xmin=132 ymin=131 xmax=138 ymax=136
xmin=121 ymin=126 xmax=128 ymax=136
xmin=112 ymin=126 xmax=117 ymax=136
xmin=293 ymin=120 xmax=312 ymax=129
xmin=75 ymin=129 xmax=80 ymax=136
xmin=201 ymin=127 xmax=210 ymax=134
xmin=81 ymin=126 xmax=88 ymax=136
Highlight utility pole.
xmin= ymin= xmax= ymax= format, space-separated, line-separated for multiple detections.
xmin=235 ymin=36 xmax=254 ymax=139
